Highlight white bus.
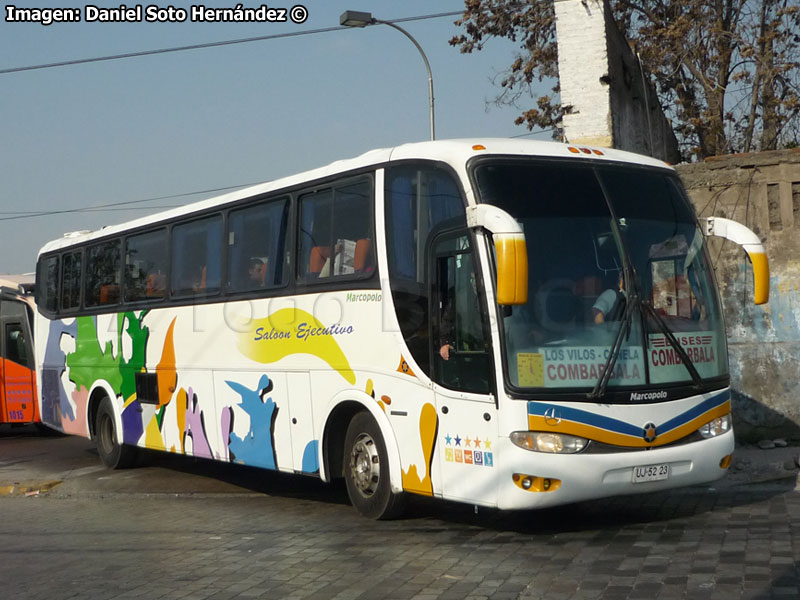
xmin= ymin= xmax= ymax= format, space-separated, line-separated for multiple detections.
xmin=35 ymin=139 xmax=769 ymax=518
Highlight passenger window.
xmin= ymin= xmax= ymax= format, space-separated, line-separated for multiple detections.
xmin=298 ymin=180 xmax=373 ymax=281
xmin=85 ymin=241 xmax=121 ymax=307
xmin=432 ymin=232 xmax=491 ymax=394
xmin=125 ymin=229 xmax=168 ymax=302
xmin=385 ymin=166 xmax=465 ymax=283
xmin=61 ymin=250 xmax=82 ymax=311
xmin=227 ymin=198 xmax=289 ymax=293
xmin=384 ymin=165 xmax=466 ymax=377
xmin=37 ymin=255 xmax=60 ymax=314
xmin=5 ymin=323 xmax=28 ymax=367
xmin=171 ymin=215 xmax=223 ymax=296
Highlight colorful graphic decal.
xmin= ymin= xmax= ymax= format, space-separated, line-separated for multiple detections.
xmin=46 ymin=307 xmax=438 ymax=492
xmin=238 ymin=308 xmax=356 ymax=384
xmin=364 ymin=378 xmax=436 ymax=496
xmin=227 ymin=375 xmax=278 ymax=469
xmin=443 ymin=432 xmax=494 ymax=467
xmin=45 ymin=310 xmax=327 ymax=473
xmin=184 ymin=387 xmax=215 ymax=459
xmin=46 ymin=312 xmax=225 ymax=460
xmin=401 ymin=403 xmax=438 ymax=496
xmin=62 ymin=388 xmax=89 ymax=435
xmin=45 ymin=312 xmax=149 ymax=435
xmin=527 ymin=390 xmax=731 ymax=447
xmin=365 ymin=378 xmax=392 ymax=413
xmin=396 ymin=356 xmax=416 ymax=378
xmin=41 ymin=319 xmax=78 ymax=428
xmin=155 ymin=319 xmax=178 ymax=408
xmin=302 ymin=440 xmax=319 ymax=473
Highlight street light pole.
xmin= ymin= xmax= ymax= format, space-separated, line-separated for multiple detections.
xmin=340 ymin=10 xmax=435 ymax=141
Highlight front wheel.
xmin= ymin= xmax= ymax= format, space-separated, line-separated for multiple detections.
xmin=344 ymin=412 xmax=406 ymax=519
xmin=95 ymin=397 xmax=137 ymax=469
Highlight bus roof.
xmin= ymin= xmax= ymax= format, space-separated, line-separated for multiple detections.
xmin=38 ymin=138 xmax=672 ymax=255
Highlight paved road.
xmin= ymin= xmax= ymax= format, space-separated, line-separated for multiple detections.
xmin=1 ymin=426 xmax=799 ymax=600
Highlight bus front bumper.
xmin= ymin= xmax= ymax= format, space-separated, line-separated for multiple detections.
xmin=494 ymin=430 xmax=734 ymax=511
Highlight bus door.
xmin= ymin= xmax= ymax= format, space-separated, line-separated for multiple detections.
xmin=0 ymin=299 xmax=36 ymax=423
xmin=430 ymin=229 xmax=498 ymax=505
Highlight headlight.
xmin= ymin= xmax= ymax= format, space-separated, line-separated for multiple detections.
xmin=510 ymin=431 xmax=588 ymax=453
xmin=698 ymin=413 xmax=731 ymax=438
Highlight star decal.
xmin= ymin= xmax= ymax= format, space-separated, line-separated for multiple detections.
xmin=454 ymin=435 xmax=462 ymax=446
xmin=445 ymin=434 xmax=452 ymax=445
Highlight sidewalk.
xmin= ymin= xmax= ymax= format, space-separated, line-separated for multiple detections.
xmin=721 ymin=441 xmax=800 ymax=488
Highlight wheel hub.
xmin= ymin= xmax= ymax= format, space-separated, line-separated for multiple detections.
xmin=350 ymin=433 xmax=380 ymax=497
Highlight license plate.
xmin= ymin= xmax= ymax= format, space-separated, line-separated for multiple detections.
xmin=632 ymin=463 xmax=670 ymax=483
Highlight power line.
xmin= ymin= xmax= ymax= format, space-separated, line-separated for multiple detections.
xmin=0 ymin=206 xmax=180 ymax=214
xmin=0 ymin=181 xmax=266 ymax=222
xmin=0 ymin=9 xmax=475 ymax=224
xmin=511 ymin=128 xmax=556 ymax=138
xmin=0 ymin=11 xmax=463 ymax=75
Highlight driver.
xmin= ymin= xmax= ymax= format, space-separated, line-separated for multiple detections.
xmin=592 ymin=272 xmax=626 ymax=324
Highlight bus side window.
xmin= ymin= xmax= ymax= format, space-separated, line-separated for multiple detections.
xmin=432 ymin=233 xmax=490 ymax=394
xmin=297 ymin=180 xmax=374 ymax=282
xmin=61 ymin=250 xmax=82 ymax=311
xmin=227 ymin=197 xmax=289 ymax=293
xmin=5 ymin=323 xmax=28 ymax=367
xmin=171 ymin=215 xmax=222 ymax=296
xmin=124 ymin=228 xmax=167 ymax=302
xmin=298 ymin=189 xmax=333 ymax=280
xmin=36 ymin=255 xmax=60 ymax=314
xmin=384 ymin=165 xmax=466 ymax=378
xmin=85 ymin=240 xmax=121 ymax=307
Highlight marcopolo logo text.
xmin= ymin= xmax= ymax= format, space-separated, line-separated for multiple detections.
xmin=629 ymin=391 xmax=668 ymax=401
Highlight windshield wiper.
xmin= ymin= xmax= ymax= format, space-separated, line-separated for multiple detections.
xmin=587 ymin=291 xmax=637 ymax=400
xmin=588 ymin=296 xmax=702 ymax=400
xmin=640 ymin=300 xmax=702 ymax=389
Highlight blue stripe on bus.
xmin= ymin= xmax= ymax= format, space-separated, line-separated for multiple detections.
xmin=527 ymin=390 xmax=729 ymax=436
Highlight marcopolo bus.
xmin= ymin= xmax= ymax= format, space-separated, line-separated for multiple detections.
xmin=34 ymin=139 xmax=768 ymax=518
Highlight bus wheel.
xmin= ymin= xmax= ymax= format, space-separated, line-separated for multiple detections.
xmin=344 ymin=412 xmax=406 ymax=519
xmin=95 ymin=398 xmax=137 ymax=469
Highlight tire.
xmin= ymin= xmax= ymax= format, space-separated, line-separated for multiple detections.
xmin=343 ymin=411 xmax=406 ymax=519
xmin=95 ymin=397 xmax=137 ymax=469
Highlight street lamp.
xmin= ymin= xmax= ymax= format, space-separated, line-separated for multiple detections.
xmin=340 ymin=10 xmax=436 ymax=141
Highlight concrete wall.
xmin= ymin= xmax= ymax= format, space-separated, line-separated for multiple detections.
xmin=554 ymin=0 xmax=679 ymax=163
xmin=676 ymin=149 xmax=800 ymax=441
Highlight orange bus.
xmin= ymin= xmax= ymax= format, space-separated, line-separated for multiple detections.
xmin=0 ymin=278 xmax=38 ymax=426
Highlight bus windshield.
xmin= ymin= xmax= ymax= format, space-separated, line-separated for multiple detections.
xmin=473 ymin=159 xmax=728 ymax=398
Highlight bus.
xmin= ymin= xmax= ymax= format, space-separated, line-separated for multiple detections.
xmin=0 ymin=278 xmax=38 ymax=426
xmin=34 ymin=139 xmax=769 ymax=518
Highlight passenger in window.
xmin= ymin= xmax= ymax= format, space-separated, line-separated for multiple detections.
xmin=145 ymin=270 xmax=166 ymax=298
xmin=592 ymin=272 xmax=626 ymax=324
xmin=191 ymin=265 xmax=207 ymax=292
xmin=438 ymin=275 xmax=482 ymax=361
xmin=439 ymin=298 xmax=455 ymax=361
xmin=248 ymin=258 xmax=266 ymax=286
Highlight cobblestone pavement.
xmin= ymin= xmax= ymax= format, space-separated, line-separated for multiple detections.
xmin=1 ymin=428 xmax=799 ymax=600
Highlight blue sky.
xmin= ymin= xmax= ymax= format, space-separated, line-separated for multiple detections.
xmin=0 ymin=0 xmax=552 ymax=275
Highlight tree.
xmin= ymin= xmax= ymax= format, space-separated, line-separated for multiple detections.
xmin=450 ymin=0 xmax=800 ymax=159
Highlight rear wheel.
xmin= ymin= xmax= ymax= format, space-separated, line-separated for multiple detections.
xmin=95 ymin=397 xmax=137 ymax=469
xmin=344 ymin=411 xmax=406 ymax=519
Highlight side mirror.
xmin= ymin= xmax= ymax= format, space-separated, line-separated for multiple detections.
xmin=705 ymin=217 xmax=769 ymax=304
xmin=467 ymin=205 xmax=528 ymax=305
